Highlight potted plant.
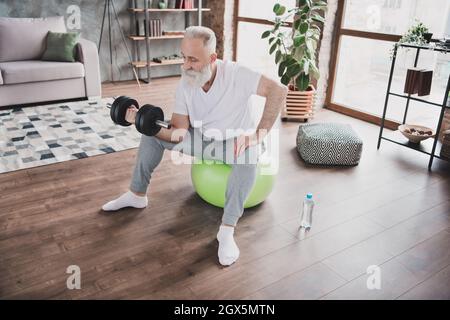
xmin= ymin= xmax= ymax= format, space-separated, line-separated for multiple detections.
xmin=399 ymin=20 xmax=430 ymax=44
xmin=391 ymin=19 xmax=432 ymax=58
xmin=262 ymin=0 xmax=327 ymax=121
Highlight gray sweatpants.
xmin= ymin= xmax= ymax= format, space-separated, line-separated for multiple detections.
xmin=130 ymin=127 xmax=263 ymax=226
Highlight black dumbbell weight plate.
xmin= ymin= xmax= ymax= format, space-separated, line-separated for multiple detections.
xmin=111 ymin=96 xmax=138 ymax=127
xmin=110 ymin=96 xmax=128 ymax=125
xmin=135 ymin=104 xmax=164 ymax=136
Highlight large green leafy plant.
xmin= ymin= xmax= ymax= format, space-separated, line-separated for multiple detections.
xmin=262 ymin=0 xmax=327 ymax=91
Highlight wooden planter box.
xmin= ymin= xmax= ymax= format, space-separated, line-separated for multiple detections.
xmin=281 ymin=85 xmax=316 ymax=122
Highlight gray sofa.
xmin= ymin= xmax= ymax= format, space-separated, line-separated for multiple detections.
xmin=0 ymin=16 xmax=101 ymax=107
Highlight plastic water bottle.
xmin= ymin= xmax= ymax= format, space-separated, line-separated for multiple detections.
xmin=300 ymin=193 xmax=314 ymax=230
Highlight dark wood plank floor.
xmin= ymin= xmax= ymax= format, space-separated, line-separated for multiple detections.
xmin=0 ymin=78 xmax=449 ymax=299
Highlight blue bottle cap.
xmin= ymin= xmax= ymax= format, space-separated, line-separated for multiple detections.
xmin=306 ymin=193 xmax=313 ymax=199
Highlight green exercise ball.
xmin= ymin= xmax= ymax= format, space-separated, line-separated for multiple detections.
xmin=191 ymin=160 xmax=276 ymax=208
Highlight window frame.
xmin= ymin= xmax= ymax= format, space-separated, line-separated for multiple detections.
xmin=325 ymin=0 xmax=403 ymax=130
xmin=232 ymin=0 xmax=293 ymax=62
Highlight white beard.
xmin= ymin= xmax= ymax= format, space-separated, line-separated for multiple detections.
xmin=181 ymin=63 xmax=212 ymax=88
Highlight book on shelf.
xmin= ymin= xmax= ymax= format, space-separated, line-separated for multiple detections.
xmin=176 ymin=0 xmax=194 ymax=9
xmin=404 ymin=67 xmax=424 ymax=94
xmin=136 ymin=19 xmax=145 ymax=36
xmin=148 ymin=19 xmax=162 ymax=37
xmin=131 ymin=0 xmax=151 ymax=8
xmin=403 ymin=68 xmax=433 ymax=96
xmin=417 ymin=70 xmax=433 ymax=96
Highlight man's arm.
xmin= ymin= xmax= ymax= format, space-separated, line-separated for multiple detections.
xmin=155 ymin=113 xmax=190 ymax=143
xmin=125 ymin=108 xmax=190 ymax=143
xmin=235 ymin=75 xmax=287 ymax=157
xmin=254 ymin=74 xmax=288 ymax=141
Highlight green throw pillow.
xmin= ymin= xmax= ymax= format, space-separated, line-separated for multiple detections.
xmin=42 ymin=31 xmax=80 ymax=62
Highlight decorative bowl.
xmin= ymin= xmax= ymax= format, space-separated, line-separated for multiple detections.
xmin=398 ymin=124 xmax=435 ymax=144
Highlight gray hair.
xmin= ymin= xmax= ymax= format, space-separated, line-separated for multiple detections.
xmin=184 ymin=26 xmax=216 ymax=54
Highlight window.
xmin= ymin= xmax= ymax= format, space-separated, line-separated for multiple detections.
xmin=238 ymin=0 xmax=296 ymax=22
xmin=234 ymin=0 xmax=296 ymax=124
xmin=236 ymin=22 xmax=292 ymax=80
xmin=234 ymin=0 xmax=296 ymax=79
xmin=343 ymin=0 xmax=449 ymax=37
xmin=327 ymin=0 xmax=450 ymax=128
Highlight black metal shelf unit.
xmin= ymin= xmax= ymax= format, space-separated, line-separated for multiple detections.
xmin=377 ymin=42 xmax=450 ymax=170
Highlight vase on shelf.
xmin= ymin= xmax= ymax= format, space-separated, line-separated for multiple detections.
xmin=158 ymin=1 xmax=168 ymax=9
xmin=423 ymin=32 xmax=433 ymax=43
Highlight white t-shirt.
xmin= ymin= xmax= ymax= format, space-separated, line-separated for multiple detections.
xmin=173 ymin=59 xmax=262 ymax=140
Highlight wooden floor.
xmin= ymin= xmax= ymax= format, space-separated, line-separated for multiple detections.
xmin=0 ymin=78 xmax=449 ymax=300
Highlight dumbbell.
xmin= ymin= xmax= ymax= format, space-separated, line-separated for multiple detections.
xmin=110 ymin=96 xmax=171 ymax=136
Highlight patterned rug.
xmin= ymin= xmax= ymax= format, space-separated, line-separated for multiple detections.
xmin=0 ymin=98 xmax=141 ymax=174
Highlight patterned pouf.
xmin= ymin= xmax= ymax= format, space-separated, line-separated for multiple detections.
xmin=296 ymin=123 xmax=363 ymax=166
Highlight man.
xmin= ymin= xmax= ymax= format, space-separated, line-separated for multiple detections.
xmin=102 ymin=26 xmax=287 ymax=266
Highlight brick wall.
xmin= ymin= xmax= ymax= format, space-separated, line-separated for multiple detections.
xmin=203 ymin=0 xmax=234 ymax=60
xmin=440 ymin=108 xmax=450 ymax=142
xmin=222 ymin=0 xmax=235 ymax=60
xmin=316 ymin=0 xmax=338 ymax=109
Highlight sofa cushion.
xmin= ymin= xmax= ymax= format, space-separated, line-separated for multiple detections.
xmin=0 ymin=60 xmax=85 ymax=85
xmin=42 ymin=31 xmax=80 ymax=62
xmin=0 ymin=17 xmax=66 ymax=62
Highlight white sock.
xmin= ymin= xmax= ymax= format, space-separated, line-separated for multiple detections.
xmin=102 ymin=191 xmax=148 ymax=211
xmin=216 ymin=225 xmax=240 ymax=266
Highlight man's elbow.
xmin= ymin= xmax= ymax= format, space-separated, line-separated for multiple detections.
xmin=268 ymin=82 xmax=287 ymax=98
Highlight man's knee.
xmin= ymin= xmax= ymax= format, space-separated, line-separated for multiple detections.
xmin=230 ymin=163 xmax=257 ymax=185
xmin=139 ymin=134 xmax=175 ymax=153
xmin=233 ymin=162 xmax=257 ymax=171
